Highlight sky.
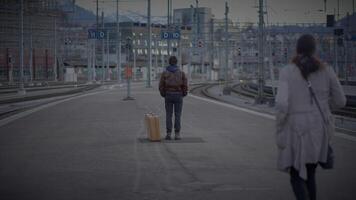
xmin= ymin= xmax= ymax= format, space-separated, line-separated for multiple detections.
xmin=75 ymin=0 xmax=356 ymax=24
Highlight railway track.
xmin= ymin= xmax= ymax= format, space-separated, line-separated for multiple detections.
xmin=190 ymin=83 xmax=356 ymax=134
xmin=0 ymin=84 xmax=103 ymax=119
xmin=0 ymin=84 xmax=101 ymax=105
xmin=190 ymin=83 xmax=219 ymax=100
xmin=235 ymin=82 xmax=356 ymax=119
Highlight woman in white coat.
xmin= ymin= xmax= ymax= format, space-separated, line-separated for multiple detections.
xmin=275 ymin=34 xmax=346 ymax=200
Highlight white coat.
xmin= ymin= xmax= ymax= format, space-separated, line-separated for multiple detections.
xmin=275 ymin=63 xmax=346 ymax=180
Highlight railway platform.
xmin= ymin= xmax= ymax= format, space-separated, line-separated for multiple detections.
xmin=0 ymin=82 xmax=355 ymax=200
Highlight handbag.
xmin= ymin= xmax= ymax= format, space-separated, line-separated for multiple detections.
xmin=307 ymin=80 xmax=334 ymax=169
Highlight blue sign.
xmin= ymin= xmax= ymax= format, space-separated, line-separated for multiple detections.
xmin=88 ymin=29 xmax=106 ymax=39
xmin=161 ymin=31 xmax=180 ymax=40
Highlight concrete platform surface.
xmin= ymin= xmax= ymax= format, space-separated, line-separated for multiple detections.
xmin=0 ymin=83 xmax=355 ymax=200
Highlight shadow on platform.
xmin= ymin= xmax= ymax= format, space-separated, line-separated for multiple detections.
xmin=137 ymin=137 xmax=205 ymax=143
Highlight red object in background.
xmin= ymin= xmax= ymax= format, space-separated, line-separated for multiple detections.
xmin=125 ymin=65 xmax=133 ymax=79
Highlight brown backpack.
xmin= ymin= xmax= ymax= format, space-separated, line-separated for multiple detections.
xmin=164 ymin=70 xmax=183 ymax=91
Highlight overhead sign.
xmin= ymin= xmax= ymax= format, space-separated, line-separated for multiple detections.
xmin=161 ymin=31 xmax=180 ymax=40
xmin=88 ymin=29 xmax=106 ymax=39
xmin=197 ymin=39 xmax=204 ymax=48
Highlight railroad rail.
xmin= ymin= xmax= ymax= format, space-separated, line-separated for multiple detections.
xmin=190 ymin=83 xmax=356 ymax=135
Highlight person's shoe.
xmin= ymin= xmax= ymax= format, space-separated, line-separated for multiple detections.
xmin=165 ymin=134 xmax=172 ymax=140
xmin=174 ymin=133 xmax=181 ymax=140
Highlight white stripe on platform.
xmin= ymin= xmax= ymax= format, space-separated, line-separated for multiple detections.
xmin=189 ymin=94 xmax=275 ymax=120
xmin=335 ymin=133 xmax=356 ymax=142
xmin=0 ymin=90 xmax=107 ymax=128
xmin=189 ymin=94 xmax=356 ymax=142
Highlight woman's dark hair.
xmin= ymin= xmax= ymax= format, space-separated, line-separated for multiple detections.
xmin=292 ymin=34 xmax=323 ymax=80
xmin=169 ymin=56 xmax=178 ymax=65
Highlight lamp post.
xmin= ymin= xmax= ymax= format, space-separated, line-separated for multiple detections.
xmin=18 ymin=0 xmax=26 ymax=94
xmin=222 ymin=2 xmax=231 ymax=95
xmin=147 ymin=0 xmax=152 ymax=87
xmin=116 ymin=0 xmax=122 ymax=83
xmin=123 ymin=37 xmax=134 ymax=100
xmin=256 ymin=0 xmax=265 ymax=104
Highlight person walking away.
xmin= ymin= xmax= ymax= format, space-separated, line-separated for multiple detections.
xmin=159 ymin=56 xmax=188 ymax=140
xmin=275 ymin=34 xmax=346 ymax=200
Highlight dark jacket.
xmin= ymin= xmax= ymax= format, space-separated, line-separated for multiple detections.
xmin=159 ymin=65 xmax=188 ymax=97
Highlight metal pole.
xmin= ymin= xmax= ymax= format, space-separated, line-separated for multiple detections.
xmin=126 ymin=49 xmax=131 ymax=99
xmin=269 ymin=35 xmax=275 ymax=96
xmin=93 ymin=40 xmax=97 ymax=81
xmin=345 ymin=12 xmax=350 ymax=85
xmin=201 ymin=49 xmax=204 ymax=81
xmin=87 ymin=40 xmax=91 ymax=82
xmin=195 ymin=1 xmax=199 ymax=81
xmin=97 ymin=0 xmax=99 ymax=33
xmin=161 ymin=45 xmax=164 ymax=70
xmin=116 ymin=0 xmax=121 ymax=83
xmin=209 ymin=18 xmax=214 ymax=81
xmin=256 ymin=0 xmax=265 ymax=103
xmin=196 ymin=0 xmax=199 ymax=36
xmin=93 ymin=0 xmax=99 ymax=82
xmin=224 ymin=2 xmax=229 ymax=89
xmin=333 ymin=8 xmax=337 ymax=76
xmin=155 ymin=39 xmax=158 ymax=80
xmin=265 ymin=0 xmax=274 ymax=96
xmin=337 ymin=0 xmax=340 ymax=20
xmin=133 ymin=49 xmax=136 ymax=81
xmin=219 ymin=42 xmax=222 ymax=81
xmin=101 ymin=11 xmax=105 ymax=82
xmin=167 ymin=0 xmax=171 ymax=56
xmin=170 ymin=0 xmax=172 ymax=24
xmin=189 ymin=5 xmax=194 ymax=83
xmin=353 ymin=42 xmax=355 ymax=79
xmin=19 ymin=0 xmax=25 ymax=94
xmin=29 ymin=15 xmax=33 ymax=82
xmin=104 ymin=30 xmax=110 ymax=80
xmin=89 ymin=41 xmax=94 ymax=83
xmin=240 ymin=40 xmax=244 ymax=78
xmin=54 ymin=2 xmax=57 ymax=81
xmin=336 ymin=37 xmax=339 ymax=76
xmin=147 ymin=0 xmax=152 ymax=87
xmin=90 ymin=41 xmax=93 ymax=82
xmin=345 ymin=39 xmax=348 ymax=84
xmin=123 ymin=37 xmax=134 ymax=100
xmin=196 ymin=0 xmax=200 ymax=82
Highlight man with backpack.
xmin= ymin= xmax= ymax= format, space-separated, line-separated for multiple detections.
xmin=159 ymin=56 xmax=188 ymax=140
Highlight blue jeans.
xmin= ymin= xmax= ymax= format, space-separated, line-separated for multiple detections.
xmin=165 ymin=92 xmax=183 ymax=134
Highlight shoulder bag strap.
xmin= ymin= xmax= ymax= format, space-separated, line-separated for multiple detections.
xmin=307 ymin=80 xmax=327 ymax=124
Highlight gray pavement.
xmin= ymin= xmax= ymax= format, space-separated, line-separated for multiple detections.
xmin=0 ymin=82 xmax=356 ymax=200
